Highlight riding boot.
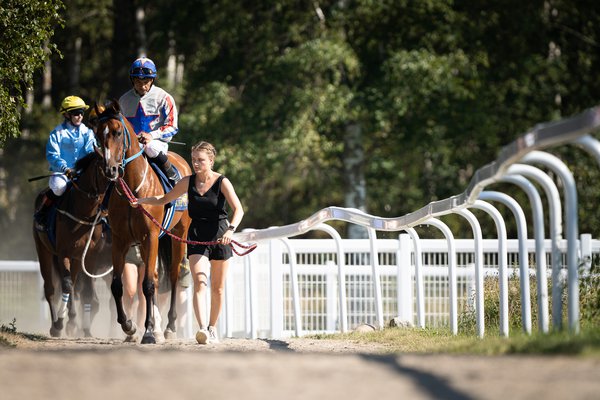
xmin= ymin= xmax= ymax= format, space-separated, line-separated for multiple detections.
xmin=162 ymin=160 xmax=180 ymax=184
xmin=152 ymin=152 xmax=180 ymax=185
xmin=34 ymin=191 xmax=57 ymax=230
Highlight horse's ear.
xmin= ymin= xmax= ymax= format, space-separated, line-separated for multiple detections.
xmin=109 ymin=98 xmax=121 ymax=114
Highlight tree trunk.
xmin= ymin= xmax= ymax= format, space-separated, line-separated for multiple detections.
xmin=343 ymin=122 xmax=368 ymax=239
xmin=110 ymin=0 xmax=138 ymax=98
xmin=42 ymin=43 xmax=52 ymax=109
xmin=70 ymin=37 xmax=82 ymax=91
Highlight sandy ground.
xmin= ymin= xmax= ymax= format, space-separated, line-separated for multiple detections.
xmin=1 ymin=333 xmax=600 ymax=400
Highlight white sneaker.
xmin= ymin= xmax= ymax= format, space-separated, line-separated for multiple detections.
xmin=208 ymin=326 xmax=219 ymax=344
xmin=195 ymin=329 xmax=208 ymax=344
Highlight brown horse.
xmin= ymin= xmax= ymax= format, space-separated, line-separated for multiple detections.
xmin=93 ymin=99 xmax=191 ymax=344
xmin=33 ymin=152 xmax=112 ymax=337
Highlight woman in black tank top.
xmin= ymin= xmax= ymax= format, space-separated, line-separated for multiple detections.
xmin=131 ymin=141 xmax=244 ymax=344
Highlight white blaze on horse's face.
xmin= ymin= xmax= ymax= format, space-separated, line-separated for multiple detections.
xmin=102 ymin=126 xmax=111 ymax=161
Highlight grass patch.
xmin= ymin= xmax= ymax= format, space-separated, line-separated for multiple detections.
xmin=309 ymin=325 xmax=600 ymax=357
xmin=0 ymin=319 xmax=46 ymax=348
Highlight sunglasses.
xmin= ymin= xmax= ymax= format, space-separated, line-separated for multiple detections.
xmin=69 ymin=109 xmax=84 ymax=116
xmin=131 ymin=67 xmax=154 ymax=76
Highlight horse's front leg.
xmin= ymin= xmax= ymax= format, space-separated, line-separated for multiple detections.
xmin=66 ymin=259 xmax=83 ymax=337
xmin=140 ymin=238 xmax=160 ymax=344
xmin=165 ymin=241 xmax=186 ymax=339
xmin=55 ymin=256 xmax=72 ymax=335
xmin=110 ymin=246 xmax=137 ymax=338
xmin=36 ymin=248 xmax=61 ymax=337
xmin=79 ymin=272 xmax=98 ymax=338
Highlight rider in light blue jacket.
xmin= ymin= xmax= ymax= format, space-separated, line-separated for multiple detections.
xmin=34 ymin=96 xmax=96 ymax=230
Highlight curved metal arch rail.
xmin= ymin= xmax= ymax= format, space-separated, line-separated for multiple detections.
xmin=235 ymin=107 xmax=600 ymax=242
xmin=233 ymin=105 xmax=600 ymax=336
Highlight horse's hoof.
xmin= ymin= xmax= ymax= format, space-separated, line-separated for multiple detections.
xmin=141 ymin=332 xmax=156 ymax=344
xmin=66 ymin=322 xmax=78 ymax=337
xmin=123 ymin=320 xmax=137 ymax=336
xmin=164 ymin=328 xmax=177 ymax=340
xmin=83 ymin=329 xmax=93 ymax=338
xmin=124 ymin=334 xmax=139 ymax=343
xmin=54 ymin=318 xmax=64 ymax=331
xmin=49 ymin=326 xmax=62 ymax=337
xmin=153 ymin=330 xmax=166 ymax=344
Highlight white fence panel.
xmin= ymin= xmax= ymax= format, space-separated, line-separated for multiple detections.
xmin=2 ymin=236 xmax=600 ymax=338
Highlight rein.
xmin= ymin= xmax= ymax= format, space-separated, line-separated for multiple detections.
xmin=81 ymin=209 xmax=113 ymax=279
xmin=118 ymin=115 xmax=145 ymax=167
xmin=70 ymin=164 xmax=106 ymax=199
xmin=56 ymin=208 xmax=105 ymax=225
xmin=117 ymin=177 xmax=257 ymax=256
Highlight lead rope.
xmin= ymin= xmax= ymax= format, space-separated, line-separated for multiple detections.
xmin=117 ymin=177 xmax=257 ymax=256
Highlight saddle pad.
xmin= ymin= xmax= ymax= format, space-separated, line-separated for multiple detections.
xmin=148 ymin=161 xmax=188 ymax=212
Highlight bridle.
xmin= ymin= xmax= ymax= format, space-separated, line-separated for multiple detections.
xmin=70 ymin=160 xmax=107 ymax=200
xmin=96 ymin=114 xmax=145 ymax=177
xmin=56 ymin=155 xmax=110 ymax=225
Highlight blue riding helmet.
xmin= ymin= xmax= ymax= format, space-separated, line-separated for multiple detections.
xmin=129 ymin=57 xmax=157 ymax=79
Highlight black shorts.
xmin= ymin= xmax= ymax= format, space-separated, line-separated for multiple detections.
xmin=187 ymin=219 xmax=233 ymax=261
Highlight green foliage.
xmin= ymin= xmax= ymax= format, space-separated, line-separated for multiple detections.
xmin=0 ymin=318 xmax=17 ymax=334
xmin=0 ymin=0 xmax=64 ymax=145
xmin=458 ymin=273 xmax=542 ymax=335
xmin=580 ymin=255 xmax=600 ymax=327
xmin=0 ymin=318 xmax=47 ymax=347
xmin=311 ymin=325 xmax=600 ymax=356
xmin=459 ymin=258 xmax=600 ymax=335
xmin=3 ymin=1 xmax=600 ymax=255
xmin=0 ymin=107 xmax=58 ymax=259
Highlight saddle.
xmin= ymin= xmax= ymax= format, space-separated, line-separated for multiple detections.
xmin=36 ymin=187 xmax=110 ymax=249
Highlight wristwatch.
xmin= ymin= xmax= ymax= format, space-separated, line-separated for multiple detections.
xmin=227 ymin=225 xmax=236 ymax=232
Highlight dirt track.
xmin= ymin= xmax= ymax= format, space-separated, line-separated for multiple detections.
xmin=1 ymin=335 xmax=599 ymax=399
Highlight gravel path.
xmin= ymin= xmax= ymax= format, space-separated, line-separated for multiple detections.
xmin=1 ymin=334 xmax=599 ymax=399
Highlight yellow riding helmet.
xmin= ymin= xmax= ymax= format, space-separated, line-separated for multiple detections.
xmin=60 ymin=96 xmax=90 ymax=113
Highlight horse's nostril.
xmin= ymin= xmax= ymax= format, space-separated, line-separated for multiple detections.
xmin=106 ymin=166 xmax=117 ymax=178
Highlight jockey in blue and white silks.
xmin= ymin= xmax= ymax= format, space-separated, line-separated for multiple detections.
xmin=35 ymin=95 xmax=96 ymax=230
xmin=118 ymin=56 xmax=180 ymax=183
xmin=46 ymin=120 xmax=96 ymax=194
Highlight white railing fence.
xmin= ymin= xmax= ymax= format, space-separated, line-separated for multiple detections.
xmin=223 ymin=235 xmax=600 ymax=339
xmin=228 ymin=105 xmax=600 ymax=337
xmin=2 ymin=235 xmax=599 ymax=339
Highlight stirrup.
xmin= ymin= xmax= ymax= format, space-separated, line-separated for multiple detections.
xmin=165 ymin=169 xmax=180 ymax=184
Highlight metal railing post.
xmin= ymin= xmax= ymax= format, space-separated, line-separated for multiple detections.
xmin=471 ymin=200 xmax=509 ymax=337
xmin=522 ymin=151 xmax=580 ymax=333
xmin=501 ymin=174 xmax=549 ymax=333
xmin=479 ymin=191 xmax=532 ymax=334
xmin=422 ymin=218 xmax=458 ymax=334
xmin=367 ymin=228 xmax=384 ymax=329
xmin=314 ymin=223 xmax=348 ymax=332
xmin=455 ymin=209 xmax=485 ymax=338
xmin=280 ymin=238 xmax=302 ymax=336
xmin=507 ymin=164 xmax=563 ymax=330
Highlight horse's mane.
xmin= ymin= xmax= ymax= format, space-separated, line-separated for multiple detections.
xmin=74 ymin=152 xmax=99 ymax=171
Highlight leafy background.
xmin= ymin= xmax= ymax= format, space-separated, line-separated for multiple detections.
xmin=1 ymin=0 xmax=600 ymax=259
